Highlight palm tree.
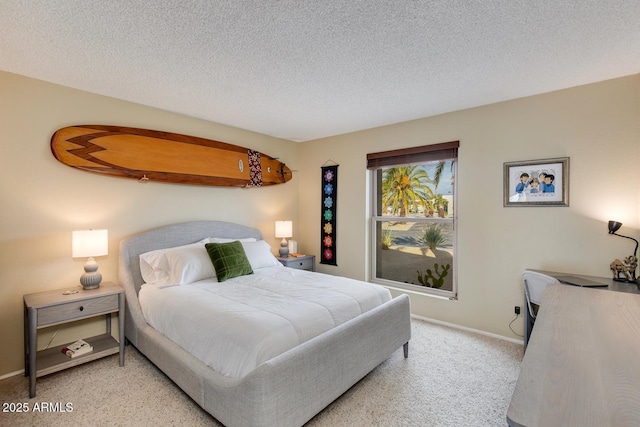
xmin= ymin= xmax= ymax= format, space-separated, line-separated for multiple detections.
xmin=427 ymin=160 xmax=455 ymax=217
xmin=382 ymin=166 xmax=433 ymax=216
xmin=431 ymin=160 xmax=455 ymax=191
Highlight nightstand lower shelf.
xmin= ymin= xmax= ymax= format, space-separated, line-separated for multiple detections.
xmin=35 ymin=334 xmax=120 ymax=377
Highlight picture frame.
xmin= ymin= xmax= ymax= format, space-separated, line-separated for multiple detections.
xmin=503 ymin=157 xmax=569 ymax=207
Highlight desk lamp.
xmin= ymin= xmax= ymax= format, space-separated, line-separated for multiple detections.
xmin=72 ymin=229 xmax=108 ymax=289
xmin=607 ymin=220 xmax=638 ymax=283
xmin=275 ymin=221 xmax=292 ymax=257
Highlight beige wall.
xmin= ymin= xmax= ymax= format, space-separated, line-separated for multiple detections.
xmin=2 ymin=71 xmax=639 ymax=377
xmin=0 ymin=72 xmax=299 ymax=376
xmin=297 ymin=74 xmax=640 ymax=338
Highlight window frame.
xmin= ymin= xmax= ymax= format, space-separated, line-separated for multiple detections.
xmin=367 ymin=142 xmax=459 ymax=298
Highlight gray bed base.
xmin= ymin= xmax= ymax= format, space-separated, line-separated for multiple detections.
xmin=119 ymin=221 xmax=411 ymax=427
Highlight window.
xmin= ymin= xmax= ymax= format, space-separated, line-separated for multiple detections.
xmin=368 ymin=141 xmax=458 ymax=298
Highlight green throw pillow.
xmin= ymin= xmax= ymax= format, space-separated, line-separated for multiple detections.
xmin=205 ymin=241 xmax=253 ymax=282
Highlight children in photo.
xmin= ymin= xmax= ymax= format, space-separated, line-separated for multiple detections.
xmin=515 ymin=173 xmax=530 ymax=193
xmin=538 ymin=172 xmax=547 ymax=193
xmin=543 ymin=174 xmax=555 ymax=193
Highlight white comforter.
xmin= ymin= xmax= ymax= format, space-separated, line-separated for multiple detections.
xmin=139 ymin=266 xmax=391 ymax=378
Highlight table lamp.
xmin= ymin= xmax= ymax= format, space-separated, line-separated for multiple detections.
xmin=607 ymin=220 xmax=638 ymax=282
xmin=72 ymin=229 xmax=108 ymax=289
xmin=275 ymin=221 xmax=292 ymax=257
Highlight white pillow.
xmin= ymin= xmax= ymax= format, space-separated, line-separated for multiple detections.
xmin=139 ymin=239 xmax=211 ymax=285
xmin=241 ymin=240 xmax=281 ymax=270
xmin=209 ymin=237 xmax=257 ymax=243
xmin=165 ymin=243 xmax=216 ymax=284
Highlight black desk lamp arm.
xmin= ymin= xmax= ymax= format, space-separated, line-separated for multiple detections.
xmin=611 ymin=232 xmax=639 ymax=258
xmin=611 ymin=233 xmax=638 ymax=259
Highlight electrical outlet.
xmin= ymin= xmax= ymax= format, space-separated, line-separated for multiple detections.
xmin=514 ymin=306 xmax=521 ymax=315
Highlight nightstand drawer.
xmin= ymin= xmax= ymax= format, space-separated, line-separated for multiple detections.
xmin=37 ymin=295 xmax=119 ymax=326
xmin=291 ymin=258 xmax=314 ymax=270
xmin=277 ymin=255 xmax=315 ymax=271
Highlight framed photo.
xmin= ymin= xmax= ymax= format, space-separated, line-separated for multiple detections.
xmin=503 ymin=157 xmax=569 ymax=207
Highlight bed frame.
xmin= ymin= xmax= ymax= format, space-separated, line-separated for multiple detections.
xmin=119 ymin=221 xmax=411 ymax=427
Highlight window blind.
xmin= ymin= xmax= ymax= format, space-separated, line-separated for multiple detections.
xmin=366 ymin=141 xmax=459 ymax=169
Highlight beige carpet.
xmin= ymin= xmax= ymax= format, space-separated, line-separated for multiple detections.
xmin=0 ymin=318 xmax=522 ymax=427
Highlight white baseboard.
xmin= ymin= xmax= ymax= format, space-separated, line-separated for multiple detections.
xmin=411 ymin=314 xmax=524 ymax=345
xmin=0 ymin=369 xmax=24 ymax=380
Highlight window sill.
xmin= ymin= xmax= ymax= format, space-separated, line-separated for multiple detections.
xmin=371 ymin=279 xmax=457 ymax=301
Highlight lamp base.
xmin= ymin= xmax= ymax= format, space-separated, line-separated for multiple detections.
xmin=80 ymin=273 xmax=102 ymax=289
xmin=279 ymin=238 xmax=289 ymax=257
xmin=80 ymin=257 xmax=102 ymax=289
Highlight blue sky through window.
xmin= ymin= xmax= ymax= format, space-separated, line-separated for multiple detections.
xmin=422 ymin=161 xmax=454 ymax=195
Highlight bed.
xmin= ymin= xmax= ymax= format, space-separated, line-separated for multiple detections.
xmin=119 ymin=221 xmax=411 ymax=427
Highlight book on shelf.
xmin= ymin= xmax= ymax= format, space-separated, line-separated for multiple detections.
xmin=61 ymin=339 xmax=93 ymax=358
xmin=290 ymin=253 xmax=306 ymax=257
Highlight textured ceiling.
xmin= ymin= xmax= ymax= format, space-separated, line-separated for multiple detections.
xmin=2 ymin=1 xmax=639 ymax=142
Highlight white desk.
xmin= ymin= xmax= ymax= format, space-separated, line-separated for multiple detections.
xmin=523 ymin=271 xmax=640 ymax=349
xmin=508 ymin=283 xmax=640 ymax=426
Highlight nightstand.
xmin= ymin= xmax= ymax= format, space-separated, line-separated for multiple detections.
xmin=23 ymin=282 xmax=125 ymax=398
xmin=277 ymin=255 xmax=316 ymax=272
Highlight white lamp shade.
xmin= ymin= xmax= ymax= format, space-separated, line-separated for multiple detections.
xmin=72 ymin=229 xmax=109 ymax=258
xmin=275 ymin=221 xmax=293 ymax=238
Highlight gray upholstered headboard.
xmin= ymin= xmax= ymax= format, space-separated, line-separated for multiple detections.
xmin=119 ymin=220 xmax=263 ymax=295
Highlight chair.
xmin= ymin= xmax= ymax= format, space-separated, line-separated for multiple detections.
xmin=522 ymin=270 xmax=560 ymax=350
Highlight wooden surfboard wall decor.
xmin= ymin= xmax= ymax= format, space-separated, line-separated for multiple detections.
xmin=50 ymin=125 xmax=293 ymax=187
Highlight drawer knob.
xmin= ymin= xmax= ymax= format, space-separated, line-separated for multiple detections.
xmin=79 ymin=306 xmax=84 ymax=312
